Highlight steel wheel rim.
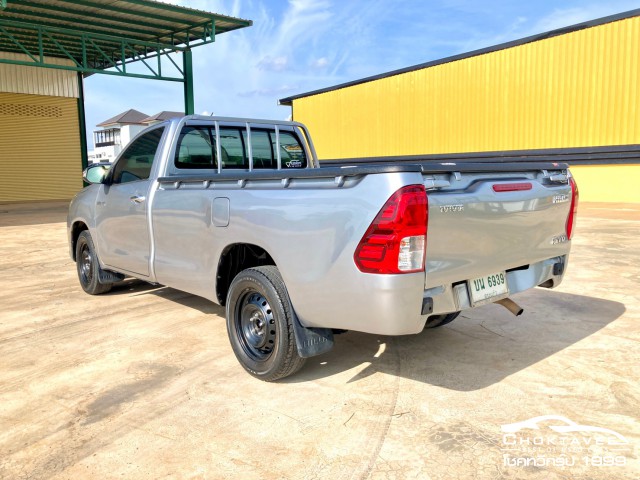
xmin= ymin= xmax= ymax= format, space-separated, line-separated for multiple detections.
xmin=235 ymin=290 xmax=276 ymax=361
xmin=80 ymin=244 xmax=92 ymax=285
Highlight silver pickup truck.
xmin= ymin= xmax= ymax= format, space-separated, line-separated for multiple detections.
xmin=68 ymin=115 xmax=578 ymax=381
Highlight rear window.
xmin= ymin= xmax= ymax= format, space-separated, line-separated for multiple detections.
xmin=175 ymin=126 xmax=307 ymax=170
xmin=219 ymin=128 xmax=246 ymax=168
xmin=242 ymin=130 xmax=275 ymax=169
xmin=175 ymin=127 xmax=216 ymax=169
xmin=279 ymin=132 xmax=306 ymax=168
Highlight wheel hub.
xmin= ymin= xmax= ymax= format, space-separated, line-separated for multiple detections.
xmin=237 ymin=292 xmax=276 ymax=360
xmin=80 ymin=245 xmax=92 ymax=283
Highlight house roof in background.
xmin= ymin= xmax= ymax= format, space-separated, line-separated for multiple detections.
xmin=97 ymin=109 xmax=149 ymax=127
xmin=142 ymin=111 xmax=184 ymax=123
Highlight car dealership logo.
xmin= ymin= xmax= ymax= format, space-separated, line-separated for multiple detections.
xmin=500 ymin=415 xmax=632 ymax=468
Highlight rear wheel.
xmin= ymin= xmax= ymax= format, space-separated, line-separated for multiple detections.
xmin=75 ymin=231 xmax=112 ymax=295
xmin=424 ymin=311 xmax=461 ymax=329
xmin=226 ymin=266 xmax=305 ymax=381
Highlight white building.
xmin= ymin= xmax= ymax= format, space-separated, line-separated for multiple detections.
xmin=89 ymin=109 xmax=183 ymax=163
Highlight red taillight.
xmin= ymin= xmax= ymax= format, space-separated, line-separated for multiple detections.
xmin=566 ymin=176 xmax=579 ymax=239
xmin=354 ymin=185 xmax=427 ymax=274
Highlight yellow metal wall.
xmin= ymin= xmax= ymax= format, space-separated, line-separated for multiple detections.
xmin=0 ymin=92 xmax=83 ymax=202
xmin=570 ymin=164 xmax=640 ymax=203
xmin=293 ymin=16 xmax=640 ymax=159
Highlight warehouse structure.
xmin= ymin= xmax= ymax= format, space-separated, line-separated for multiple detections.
xmin=281 ymin=9 xmax=640 ymax=203
xmin=0 ymin=0 xmax=251 ymax=203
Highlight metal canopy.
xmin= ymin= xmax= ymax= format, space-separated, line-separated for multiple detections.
xmin=0 ymin=0 xmax=251 ymax=180
xmin=0 ymin=0 xmax=252 ymax=84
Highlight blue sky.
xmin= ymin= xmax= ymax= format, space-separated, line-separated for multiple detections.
xmin=84 ymin=0 xmax=639 ymax=148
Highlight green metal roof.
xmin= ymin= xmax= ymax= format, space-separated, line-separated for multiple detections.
xmin=0 ymin=0 xmax=252 ymax=79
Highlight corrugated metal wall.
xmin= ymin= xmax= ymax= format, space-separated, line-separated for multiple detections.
xmin=570 ymin=165 xmax=639 ymax=203
xmin=0 ymin=53 xmax=79 ymax=98
xmin=0 ymin=92 xmax=82 ymax=202
xmin=292 ymin=16 xmax=640 ymax=159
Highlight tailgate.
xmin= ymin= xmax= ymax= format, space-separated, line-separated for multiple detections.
xmin=424 ymin=169 xmax=573 ymax=289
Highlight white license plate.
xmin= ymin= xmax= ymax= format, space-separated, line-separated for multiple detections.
xmin=468 ymin=271 xmax=509 ymax=306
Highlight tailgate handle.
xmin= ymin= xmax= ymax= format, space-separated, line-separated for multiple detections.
xmin=548 ymin=173 xmax=568 ymax=183
xmin=424 ymin=179 xmax=451 ymax=190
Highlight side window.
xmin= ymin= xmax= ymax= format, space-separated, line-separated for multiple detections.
xmin=219 ymin=128 xmax=246 ymax=168
xmin=278 ymin=132 xmax=307 ymax=168
xmin=243 ymin=130 xmax=275 ymax=169
xmin=175 ymin=127 xmax=216 ymax=169
xmin=111 ymin=128 xmax=165 ymax=184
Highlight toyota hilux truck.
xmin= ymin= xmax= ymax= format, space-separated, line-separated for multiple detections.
xmin=68 ymin=115 xmax=578 ymax=381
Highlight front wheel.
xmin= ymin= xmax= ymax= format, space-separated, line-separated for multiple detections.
xmin=75 ymin=231 xmax=112 ymax=295
xmin=226 ymin=266 xmax=305 ymax=381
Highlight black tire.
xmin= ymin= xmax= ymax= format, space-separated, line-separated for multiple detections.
xmin=75 ymin=231 xmax=112 ymax=295
xmin=424 ymin=311 xmax=461 ymax=329
xmin=226 ymin=266 xmax=305 ymax=381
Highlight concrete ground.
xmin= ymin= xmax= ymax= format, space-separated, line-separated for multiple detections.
xmin=0 ymin=201 xmax=638 ymax=480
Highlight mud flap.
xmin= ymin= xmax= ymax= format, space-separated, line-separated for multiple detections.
xmin=292 ymin=313 xmax=334 ymax=358
xmin=98 ymin=269 xmax=125 ymax=284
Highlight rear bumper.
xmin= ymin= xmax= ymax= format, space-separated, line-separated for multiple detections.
xmin=295 ymin=255 xmax=568 ymax=337
xmin=426 ymin=255 xmax=568 ymax=316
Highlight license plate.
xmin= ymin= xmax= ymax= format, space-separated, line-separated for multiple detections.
xmin=468 ymin=271 xmax=509 ymax=306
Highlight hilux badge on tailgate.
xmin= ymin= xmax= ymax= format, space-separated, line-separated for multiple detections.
xmin=440 ymin=204 xmax=464 ymax=213
xmin=552 ymin=194 xmax=569 ymax=204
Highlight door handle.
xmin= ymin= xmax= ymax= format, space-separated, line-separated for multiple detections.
xmin=130 ymin=195 xmax=146 ymax=204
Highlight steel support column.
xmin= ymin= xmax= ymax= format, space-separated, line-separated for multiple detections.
xmin=183 ymin=49 xmax=194 ymax=115
xmin=76 ymin=72 xmax=89 ymax=185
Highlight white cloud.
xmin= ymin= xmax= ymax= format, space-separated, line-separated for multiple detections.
xmin=239 ymin=84 xmax=300 ymax=97
xmin=257 ymin=55 xmax=289 ymax=71
xmin=310 ymin=57 xmax=329 ymax=68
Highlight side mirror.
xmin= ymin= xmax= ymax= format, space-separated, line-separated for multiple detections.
xmin=83 ymin=163 xmax=111 ymax=184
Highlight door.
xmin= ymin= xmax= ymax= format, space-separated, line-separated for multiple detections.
xmin=95 ymin=127 xmax=165 ymax=277
xmin=0 ymin=93 xmax=82 ymax=202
